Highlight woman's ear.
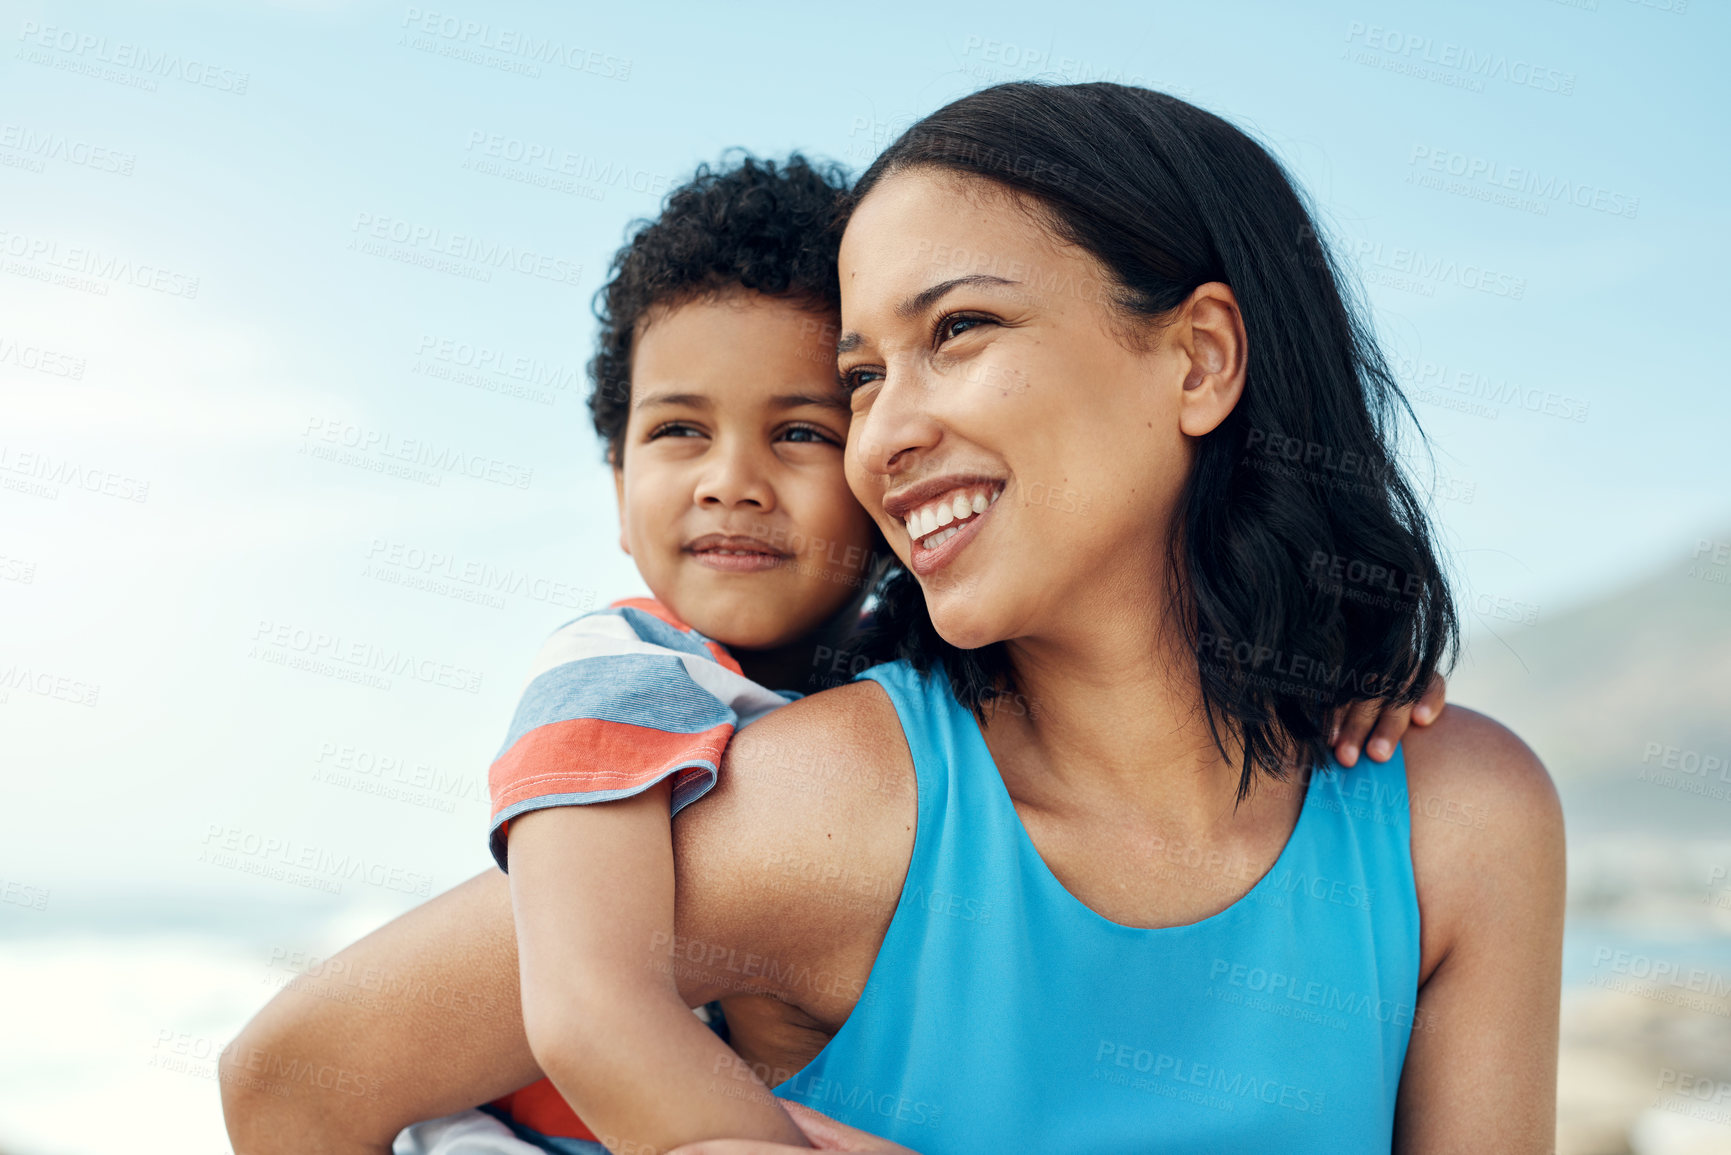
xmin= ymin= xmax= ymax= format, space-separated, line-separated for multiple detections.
xmin=1174 ymin=282 xmax=1248 ymax=438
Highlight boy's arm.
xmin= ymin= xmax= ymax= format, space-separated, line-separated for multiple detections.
xmin=508 ymin=782 xmax=810 ymax=1150
xmin=489 ymin=604 xmax=809 ymax=1144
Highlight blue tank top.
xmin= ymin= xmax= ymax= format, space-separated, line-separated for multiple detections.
xmin=771 ymin=659 xmax=1422 ymax=1152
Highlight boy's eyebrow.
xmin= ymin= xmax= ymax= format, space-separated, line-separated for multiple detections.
xmin=836 ymin=273 xmax=1021 ymax=356
xmin=634 ymin=391 xmax=709 ymax=411
xmin=634 ymin=390 xmax=848 ymax=413
xmin=771 ymin=391 xmax=849 ymax=413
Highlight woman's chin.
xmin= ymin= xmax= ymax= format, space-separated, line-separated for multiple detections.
xmin=926 ymin=603 xmax=1008 ymax=653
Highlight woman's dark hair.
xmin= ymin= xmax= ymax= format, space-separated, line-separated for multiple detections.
xmin=588 ymin=151 xmax=849 ymax=464
xmin=853 ymin=81 xmax=1458 ymax=800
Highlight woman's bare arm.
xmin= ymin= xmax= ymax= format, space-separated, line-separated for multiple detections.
xmin=219 ymin=867 xmax=541 ymax=1155
xmin=1394 ymin=705 xmax=1566 ymax=1153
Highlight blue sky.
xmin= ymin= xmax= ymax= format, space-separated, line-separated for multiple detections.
xmin=2 ymin=0 xmax=1727 ymax=927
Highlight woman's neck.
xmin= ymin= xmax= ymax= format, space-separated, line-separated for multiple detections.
xmin=984 ymin=604 xmax=1259 ymax=834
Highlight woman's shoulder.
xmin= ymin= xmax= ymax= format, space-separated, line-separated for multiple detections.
xmin=1399 ymin=705 xmax=1565 ymax=982
xmin=1400 ymin=704 xmax=1560 ymax=835
xmin=721 ymin=678 xmax=916 ymax=827
xmin=766 ymin=674 xmax=907 ymax=735
xmin=670 ymin=678 xmax=919 ymax=1024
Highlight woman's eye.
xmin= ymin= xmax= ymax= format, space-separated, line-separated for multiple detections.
xmin=839 ymin=367 xmax=884 ymax=393
xmin=938 ymin=313 xmax=991 ymax=342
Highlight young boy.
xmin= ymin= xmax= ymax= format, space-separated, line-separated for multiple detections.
xmin=417 ymin=152 xmax=884 ymax=1155
xmin=395 ymin=153 xmax=1445 ymax=1155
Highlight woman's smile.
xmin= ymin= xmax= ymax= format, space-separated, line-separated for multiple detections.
xmin=883 ymin=477 xmax=1006 ymax=575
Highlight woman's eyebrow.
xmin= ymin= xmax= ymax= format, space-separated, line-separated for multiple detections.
xmin=836 ymin=273 xmax=1022 ymax=355
xmin=896 ymin=273 xmax=1019 ymax=319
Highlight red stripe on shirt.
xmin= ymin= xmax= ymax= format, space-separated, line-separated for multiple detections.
xmin=489 ymin=716 xmax=733 ymax=816
xmin=489 ymin=1078 xmax=599 ymax=1141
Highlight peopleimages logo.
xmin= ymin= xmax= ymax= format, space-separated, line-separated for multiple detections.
xmin=1206 ymin=960 xmax=1424 ymax=1028
xmin=0 ymin=123 xmax=136 ymax=174
xmin=1343 ymin=237 xmax=1527 ymax=299
xmin=0 ymin=662 xmax=100 ymax=707
xmin=415 ymin=335 xmax=579 ymax=388
xmin=0 ymin=444 xmax=149 ymax=502
xmin=1394 ymin=353 xmax=1591 ymax=423
xmin=1092 ymin=1039 xmax=1326 ymax=1115
xmin=1343 ymin=21 xmax=1576 ymax=95
xmin=199 ymin=824 xmax=435 ymax=897
xmin=248 ymin=618 xmax=485 ymax=695
xmin=363 ymin=538 xmax=594 ymax=611
xmin=1594 ymin=948 xmax=1731 ymax=991
xmin=1408 ymin=146 xmax=1638 ymax=219
xmin=774 ymin=1069 xmax=944 ymax=1128
xmin=15 ymin=20 xmax=251 ymax=93
xmin=0 ymin=334 xmax=87 ymax=379
xmin=462 ymin=132 xmax=671 ymax=197
xmin=399 ymin=8 xmax=630 ymax=80
xmin=0 ymin=227 xmax=200 ymax=298
xmin=348 ymin=212 xmax=583 ymax=286
xmin=301 ymin=417 xmax=534 ymax=490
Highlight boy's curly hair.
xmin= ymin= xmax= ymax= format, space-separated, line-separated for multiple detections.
xmin=587 ymin=151 xmax=850 ymax=464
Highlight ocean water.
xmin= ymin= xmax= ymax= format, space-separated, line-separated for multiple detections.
xmin=0 ymin=897 xmax=409 ymax=1155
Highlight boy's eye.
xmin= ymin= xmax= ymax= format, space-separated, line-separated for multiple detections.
xmin=646 ymin=422 xmax=703 ymax=440
xmin=779 ymin=423 xmax=838 ymax=445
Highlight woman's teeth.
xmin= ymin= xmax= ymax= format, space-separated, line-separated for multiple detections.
xmin=905 ymin=485 xmax=1002 ymax=548
xmin=924 ymin=524 xmax=963 ymax=549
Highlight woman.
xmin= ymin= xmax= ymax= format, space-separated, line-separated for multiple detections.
xmin=223 ymin=82 xmax=1562 ymax=1154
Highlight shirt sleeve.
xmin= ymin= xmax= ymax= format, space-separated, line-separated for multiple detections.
xmin=486 ymin=601 xmax=792 ymax=871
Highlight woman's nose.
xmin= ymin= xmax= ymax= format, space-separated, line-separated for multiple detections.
xmin=851 ymin=365 xmax=944 ymax=479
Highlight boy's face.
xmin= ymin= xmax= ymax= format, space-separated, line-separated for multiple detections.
xmin=615 ymin=289 xmax=878 ymax=651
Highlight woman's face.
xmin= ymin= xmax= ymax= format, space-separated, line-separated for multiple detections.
xmin=836 ymin=167 xmax=1243 ymax=650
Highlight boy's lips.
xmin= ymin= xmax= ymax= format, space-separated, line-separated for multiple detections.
xmin=685 ymin=533 xmax=792 ymax=573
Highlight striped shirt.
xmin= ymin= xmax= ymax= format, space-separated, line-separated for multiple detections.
xmin=487 ymin=596 xmax=799 ymax=871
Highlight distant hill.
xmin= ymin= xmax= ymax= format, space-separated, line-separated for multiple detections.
xmin=1446 ymin=536 xmax=1731 ymax=837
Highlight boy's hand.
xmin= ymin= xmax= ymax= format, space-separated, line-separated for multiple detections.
xmin=670 ymin=1101 xmax=919 ymax=1154
xmin=1330 ymin=671 xmax=1447 ymax=767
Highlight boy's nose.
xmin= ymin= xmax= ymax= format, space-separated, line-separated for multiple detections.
xmin=694 ymin=447 xmax=774 ymax=510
